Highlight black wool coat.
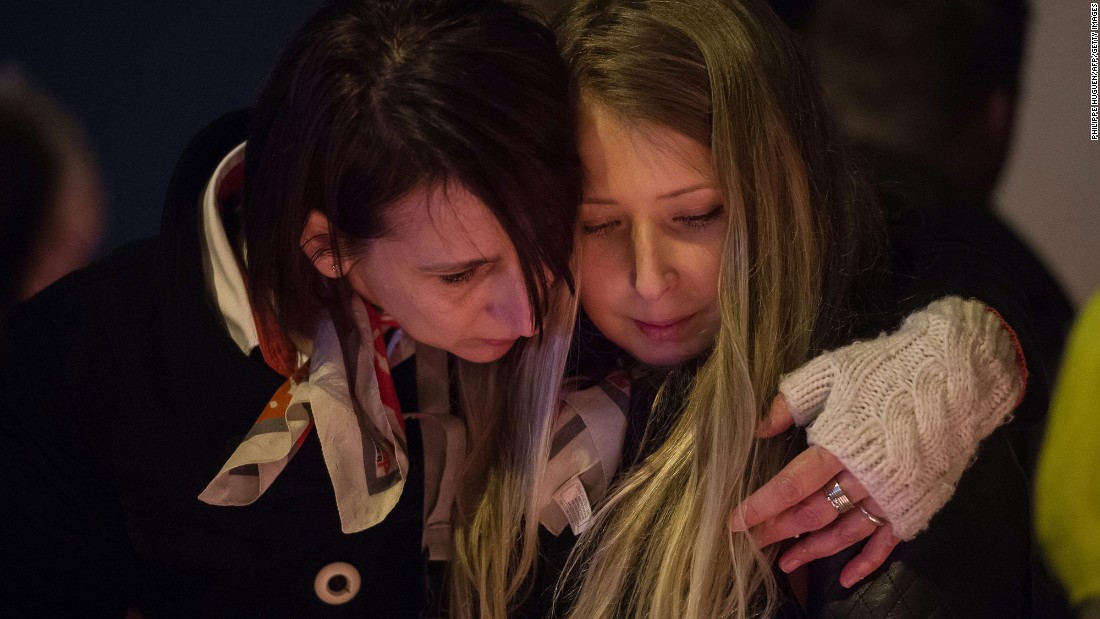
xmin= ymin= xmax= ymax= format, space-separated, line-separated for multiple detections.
xmin=0 ymin=111 xmax=428 ymax=619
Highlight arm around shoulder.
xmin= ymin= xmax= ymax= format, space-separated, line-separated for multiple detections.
xmin=781 ymin=296 xmax=1025 ymax=539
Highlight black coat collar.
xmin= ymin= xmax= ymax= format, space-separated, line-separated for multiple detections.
xmin=151 ymin=110 xmax=287 ymax=483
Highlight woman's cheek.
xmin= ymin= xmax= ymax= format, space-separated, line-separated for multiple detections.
xmin=579 ymin=246 xmax=623 ymax=315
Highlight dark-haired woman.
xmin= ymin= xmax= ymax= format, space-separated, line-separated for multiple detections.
xmin=0 ymin=1 xmax=579 ymax=616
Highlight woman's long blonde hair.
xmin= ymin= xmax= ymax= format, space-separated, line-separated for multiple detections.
xmin=450 ymin=281 xmax=579 ymax=618
xmin=551 ymin=0 xmax=883 ymax=616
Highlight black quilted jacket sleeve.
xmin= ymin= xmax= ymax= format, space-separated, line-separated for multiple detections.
xmin=803 ymin=429 xmax=1032 ymax=618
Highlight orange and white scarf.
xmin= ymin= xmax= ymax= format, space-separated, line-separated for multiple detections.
xmin=195 ymin=143 xmax=409 ymax=533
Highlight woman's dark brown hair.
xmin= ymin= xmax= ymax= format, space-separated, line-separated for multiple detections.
xmin=242 ymin=0 xmax=581 ymax=341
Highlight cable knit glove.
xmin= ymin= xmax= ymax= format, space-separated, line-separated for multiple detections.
xmin=779 ymin=296 xmax=1026 ymax=540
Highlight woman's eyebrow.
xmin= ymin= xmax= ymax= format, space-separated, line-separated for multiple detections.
xmin=657 ymin=182 xmax=715 ymax=200
xmin=582 ymin=183 xmax=717 ymax=206
xmin=417 ymin=257 xmax=498 ymax=273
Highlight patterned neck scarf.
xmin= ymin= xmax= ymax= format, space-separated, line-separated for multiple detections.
xmin=199 ymin=300 xmax=411 ymax=534
xmin=195 ymin=144 xmax=409 ymax=533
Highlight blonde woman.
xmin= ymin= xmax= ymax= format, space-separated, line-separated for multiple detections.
xmin=450 ymin=0 xmax=1033 ymax=617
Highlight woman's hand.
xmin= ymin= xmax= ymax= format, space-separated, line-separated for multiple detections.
xmin=730 ymin=395 xmax=899 ymax=588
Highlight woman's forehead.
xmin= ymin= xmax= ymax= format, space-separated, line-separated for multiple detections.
xmin=377 ymin=182 xmax=510 ymax=260
xmin=579 ymin=108 xmax=715 ymax=198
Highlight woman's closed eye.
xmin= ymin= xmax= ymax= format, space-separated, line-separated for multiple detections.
xmin=581 ymin=219 xmax=620 ymax=236
xmin=424 ymin=257 xmax=495 ymax=288
xmin=438 ymin=268 xmax=477 ymax=286
xmin=581 ymin=205 xmax=723 ymax=236
xmin=674 ymin=205 xmax=724 ymax=228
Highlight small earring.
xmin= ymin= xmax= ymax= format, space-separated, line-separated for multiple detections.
xmin=331 ymin=264 xmax=339 ymax=274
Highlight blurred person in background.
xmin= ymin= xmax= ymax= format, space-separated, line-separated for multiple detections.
xmin=784 ymin=1 xmax=1077 ymax=615
xmin=791 ymin=0 xmax=1073 ymax=471
xmin=0 ymin=67 xmax=105 ymax=314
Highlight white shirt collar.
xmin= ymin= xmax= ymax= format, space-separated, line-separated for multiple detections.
xmin=197 ymin=142 xmax=258 ymax=357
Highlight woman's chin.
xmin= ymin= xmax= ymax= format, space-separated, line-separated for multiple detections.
xmin=624 ymin=342 xmax=698 ymax=368
xmin=451 ymin=338 xmax=519 ymax=364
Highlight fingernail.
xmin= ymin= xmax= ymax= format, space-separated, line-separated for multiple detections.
xmin=840 ymin=574 xmax=856 ymax=589
xmin=780 ymin=558 xmax=801 ymax=573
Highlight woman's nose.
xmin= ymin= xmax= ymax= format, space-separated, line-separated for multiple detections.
xmin=632 ymin=227 xmax=676 ymax=301
xmin=493 ymin=269 xmax=537 ymax=338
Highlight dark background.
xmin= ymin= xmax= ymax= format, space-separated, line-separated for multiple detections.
xmin=2 ymin=0 xmax=325 ymax=250
xmin=4 ymin=1 xmax=1097 ymax=302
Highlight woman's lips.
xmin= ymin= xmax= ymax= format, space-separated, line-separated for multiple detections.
xmin=633 ymin=314 xmax=693 ymax=341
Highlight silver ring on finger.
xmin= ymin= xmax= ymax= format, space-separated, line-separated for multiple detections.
xmin=858 ymin=504 xmax=887 ymax=527
xmin=825 ymin=478 xmax=855 ymax=514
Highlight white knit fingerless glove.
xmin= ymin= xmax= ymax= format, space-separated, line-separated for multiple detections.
xmin=779 ymin=296 xmax=1025 ymax=540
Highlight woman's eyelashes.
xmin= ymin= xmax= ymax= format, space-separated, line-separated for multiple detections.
xmin=674 ymin=205 xmax=724 ymax=228
xmin=580 ymin=205 xmax=725 ymax=236
xmin=438 ymin=268 xmax=476 ymax=286
xmin=581 ymin=220 xmax=620 ymax=236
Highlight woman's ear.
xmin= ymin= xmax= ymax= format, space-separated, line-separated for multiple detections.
xmin=300 ymin=210 xmax=342 ymax=279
